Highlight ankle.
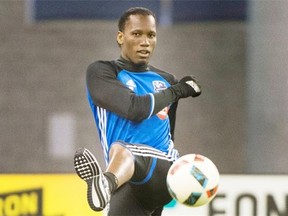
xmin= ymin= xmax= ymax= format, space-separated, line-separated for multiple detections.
xmin=104 ymin=172 xmax=118 ymax=193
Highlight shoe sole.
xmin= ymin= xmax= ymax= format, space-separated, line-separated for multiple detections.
xmin=74 ymin=148 xmax=107 ymax=211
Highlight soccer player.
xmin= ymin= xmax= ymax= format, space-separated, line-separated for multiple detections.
xmin=74 ymin=7 xmax=201 ymax=216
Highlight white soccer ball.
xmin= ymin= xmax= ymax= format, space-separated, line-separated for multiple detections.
xmin=166 ymin=154 xmax=220 ymax=207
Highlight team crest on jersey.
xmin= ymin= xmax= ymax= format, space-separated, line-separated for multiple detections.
xmin=153 ymin=81 xmax=167 ymax=92
xmin=126 ymin=79 xmax=136 ymax=91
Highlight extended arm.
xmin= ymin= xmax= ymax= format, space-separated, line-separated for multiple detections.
xmin=87 ymin=61 xmax=201 ymax=122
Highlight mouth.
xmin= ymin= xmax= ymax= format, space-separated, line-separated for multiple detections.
xmin=137 ymin=50 xmax=150 ymax=58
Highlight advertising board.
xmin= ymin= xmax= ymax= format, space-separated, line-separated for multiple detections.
xmin=1 ymin=174 xmax=287 ymax=216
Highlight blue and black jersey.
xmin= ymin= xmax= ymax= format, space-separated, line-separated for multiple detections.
xmin=86 ymin=57 xmax=180 ymax=164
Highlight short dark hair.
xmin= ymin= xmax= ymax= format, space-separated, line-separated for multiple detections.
xmin=118 ymin=7 xmax=156 ymax=32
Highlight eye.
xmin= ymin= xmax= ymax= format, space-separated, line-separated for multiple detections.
xmin=148 ymin=33 xmax=156 ymax=38
xmin=132 ymin=32 xmax=141 ymax=37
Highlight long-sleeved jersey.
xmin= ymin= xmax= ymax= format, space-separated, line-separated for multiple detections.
xmin=86 ymin=57 xmax=179 ymax=164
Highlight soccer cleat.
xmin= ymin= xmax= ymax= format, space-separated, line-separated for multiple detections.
xmin=74 ymin=148 xmax=111 ymax=211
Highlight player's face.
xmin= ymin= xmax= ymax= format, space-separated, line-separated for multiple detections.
xmin=117 ymin=14 xmax=157 ymax=65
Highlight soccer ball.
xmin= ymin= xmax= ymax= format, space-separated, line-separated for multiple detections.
xmin=166 ymin=154 xmax=219 ymax=207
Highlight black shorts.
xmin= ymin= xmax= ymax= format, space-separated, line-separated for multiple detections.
xmin=108 ymin=142 xmax=174 ymax=216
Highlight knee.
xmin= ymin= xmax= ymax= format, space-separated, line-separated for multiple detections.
xmin=109 ymin=142 xmax=133 ymax=159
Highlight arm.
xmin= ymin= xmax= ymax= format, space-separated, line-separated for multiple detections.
xmin=168 ymin=101 xmax=178 ymax=141
xmin=87 ymin=61 xmax=201 ymax=122
xmin=87 ymin=61 xmax=151 ymax=122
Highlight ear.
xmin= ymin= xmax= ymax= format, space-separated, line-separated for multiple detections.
xmin=117 ymin=31 xmax=124 ymax=45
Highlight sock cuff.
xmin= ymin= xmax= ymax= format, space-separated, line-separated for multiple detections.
xmin=104 ymin=172 xmax=118 ymax=193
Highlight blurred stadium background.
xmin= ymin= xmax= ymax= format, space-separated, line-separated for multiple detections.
xmin=1 ymin=1 xmax=288 ymax=215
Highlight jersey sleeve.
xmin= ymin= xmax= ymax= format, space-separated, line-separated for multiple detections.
xmin=86 ymin=61 xmax=152 ymax=122
xmin=168 ymin=101 xmax=178 ymax=141
xmin=87 ymin=60 xmax=181 ymax=124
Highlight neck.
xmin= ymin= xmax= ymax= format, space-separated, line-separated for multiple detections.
xmin=116 ymin=56 xmax=149 ymax=72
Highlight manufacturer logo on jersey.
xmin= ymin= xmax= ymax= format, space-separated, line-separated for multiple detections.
xmin=153 ymin=81 xmax=167 ymax=92
xmin=126 ymin=79 xmax=136 ymax=91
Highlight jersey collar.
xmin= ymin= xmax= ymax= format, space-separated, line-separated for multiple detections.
xmin=116 ymin=56 xmax=150 ymax=72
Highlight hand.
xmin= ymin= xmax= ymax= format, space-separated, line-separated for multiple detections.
xmin=169 ymin=76 xmax=201 ymax=100
xmin=179 ymin=76 xmax=201 ymax=97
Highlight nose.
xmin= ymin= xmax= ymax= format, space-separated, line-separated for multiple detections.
xmin=140 ymin=36 xmax=150 ymax=46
